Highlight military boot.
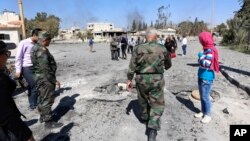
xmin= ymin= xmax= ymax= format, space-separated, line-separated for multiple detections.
xmin=148 ymin=128 xmax=157 ymax=141
xmin=45 ymin=121 xmax=63 ymax=129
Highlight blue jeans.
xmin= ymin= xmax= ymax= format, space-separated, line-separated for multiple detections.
xmin=198 ymin=78 xmax=213 ymax=115
xmin=182 ymin=44 xmax=187 ymax=55
xmin=22 ymin=67 xmax=37 ymax=108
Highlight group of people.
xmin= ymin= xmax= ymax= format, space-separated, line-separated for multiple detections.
xmin=126 ymin=28 xmax=219 ymax=141
xmin=0 ymin=28 xmax=63 ymax=141
xmin=110 ymin=36 xmax=144 ymax=61
xmin=0 ymin=27 xmax=219 ymax=141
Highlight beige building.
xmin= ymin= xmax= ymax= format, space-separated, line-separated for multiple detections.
xmin=87 ymin=22 xmax=125 ymax=42
xmin=157 ymin=28 xmax=176 ymax=38
xmin=58 ymin=27 xmax=81 ymax=40
xmin=0 ymin=10 xmax=22 ymax=56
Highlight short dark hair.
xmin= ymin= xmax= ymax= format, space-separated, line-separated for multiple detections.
xmin=31 ymin=28 xmax=42 ymax=36
xmin=0 ymin=40 xmax=7 ymax=53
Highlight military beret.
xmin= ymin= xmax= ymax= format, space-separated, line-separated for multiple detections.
xmin=38 ymin=31 xmax=52 ymax=40
xmin=0 ymin=40 xmax=7 ymax=53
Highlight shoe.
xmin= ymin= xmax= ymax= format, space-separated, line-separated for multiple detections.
xmin=148 ymin=128 xmax=157 ymax=141
xmin=201 ymin=115 xmax=211 ymax=123
xmin=194 ymin=112 xmax=203 ymax=118
xmin=45 ymin=121 xmax=63 ymax=129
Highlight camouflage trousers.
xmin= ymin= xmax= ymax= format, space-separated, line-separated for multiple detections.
xmin=135 ymin=74 xmax=165 ymax=131
xmin=36 ymin=80 xmax=55 ymax=122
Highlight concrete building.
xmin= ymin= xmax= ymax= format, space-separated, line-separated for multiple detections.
xmin=87 ymin=22 xmax=125 ymax=42
xmin=0 ymin=10 xmax=22 ymax=56
xmin=58 ymin=26 xmax=81 ymax=40
xmin=157 ymin=28 xmax=176 ymax=38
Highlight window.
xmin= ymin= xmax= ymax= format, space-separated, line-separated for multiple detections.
xmin=0 ymin=34 xmax=10 ymax=40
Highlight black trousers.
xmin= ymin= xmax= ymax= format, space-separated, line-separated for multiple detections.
xmin=121 ymin=45 xmax=127 ymax=59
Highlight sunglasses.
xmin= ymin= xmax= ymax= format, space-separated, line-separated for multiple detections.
xmin=0 ymin=50 xmax=11 ymax=58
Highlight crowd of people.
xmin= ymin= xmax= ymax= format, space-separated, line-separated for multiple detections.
xmin=0 ymin=27 xmax=219 ymax=141
xmin=109 ymin=36 xmax=145 ymax=61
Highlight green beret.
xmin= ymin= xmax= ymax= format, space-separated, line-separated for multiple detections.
xmin=38 ymin=31 xmax=51 ymax=39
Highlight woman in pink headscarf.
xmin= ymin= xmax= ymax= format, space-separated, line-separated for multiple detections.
xmin=194 ymin=32 xmax=219 ymax=123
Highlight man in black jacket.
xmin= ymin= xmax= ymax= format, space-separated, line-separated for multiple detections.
xmin=0 ymin=41 xmax=35 ymax=141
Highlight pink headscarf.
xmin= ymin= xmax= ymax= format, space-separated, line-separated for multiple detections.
xmin=199 ymin=32 xmax=220 ymax=73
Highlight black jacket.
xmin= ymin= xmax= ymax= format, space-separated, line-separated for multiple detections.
xmin=0 ymin=71 xmax=21 ymax=126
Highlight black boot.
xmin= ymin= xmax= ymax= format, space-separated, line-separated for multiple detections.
xmin=148 ymin=128 xmax=157 ymax=141
xmin=45 ymin=121 xmax=63 ymax=129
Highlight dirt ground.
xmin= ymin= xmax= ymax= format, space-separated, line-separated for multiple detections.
xmin=13 ymin=40 xmax=250 ymax=141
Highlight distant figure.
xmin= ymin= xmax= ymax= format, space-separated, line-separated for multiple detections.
xmin=164 ymin=36 xmax=174 ymax=53
xmin=110 ymin=37 xmax=119 ymax=61
xmin=171 ymin=35 xmax=177 ymax=50
xmin=181 ymin=35 xmax=188 ymax=56
xmin=127 ymin=38 xmax=136 ymax=54
xmin=157 ymin=35 xmax=165 ymax=45
xmin=120 ymin=36 xmax=128 ymax=59
xmin=0 ymin=41 xmax=35 ymax=141
xmin=127 ymin=28 xmax=172 ymax=141
xmin=136 ymin=37 xmax=141 ymax=45
xmin=88 ymin=37 xmax=94 ymax=52
xmin=194 ymin=32 xmax=220 ymax=123
xmin=15 ymin=28 xmax=42 ymax=110
xmin=212 ymin=32 xmax=217 ymax=46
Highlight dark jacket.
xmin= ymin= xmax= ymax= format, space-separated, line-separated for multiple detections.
xmin=0 ymin=71 xmax=22 ymax=126
xmin=164 ymin=40 xmax=175 ymax=53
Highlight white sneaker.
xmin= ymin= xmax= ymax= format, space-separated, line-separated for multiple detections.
xmin=201 ymin=115 xmax=211 ymax=123
xmin=194 ymin=112 xmax=203 ymax=118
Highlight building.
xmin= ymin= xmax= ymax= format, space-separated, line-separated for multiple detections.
xmin=58 ymin=26 xmax=81 ymax=40
xmin=157 ymin=28 xmax=176 ymax=38
xmin=86 ymin=22 xmax=126 ymax=42
xmin=0 ymin=10 xmax=22 ymax=55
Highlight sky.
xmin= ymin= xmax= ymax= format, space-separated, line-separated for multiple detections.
xmin=0 ymin=0 xmax=241 ymax=29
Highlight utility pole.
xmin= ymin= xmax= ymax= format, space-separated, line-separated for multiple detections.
xmin=211 ymin=0 xmax=214 ymax=33
xmin=18 ymin=0 xmax=26 ymax=39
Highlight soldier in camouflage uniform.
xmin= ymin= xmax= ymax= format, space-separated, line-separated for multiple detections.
xmin=30 ymin=31 xmax=63 ymax=129
xmin=127 ymin=28 xmax=172 ymax=141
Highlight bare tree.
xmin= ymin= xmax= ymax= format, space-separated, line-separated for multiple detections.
xmin=156 ymin=5 xmax=171 ymax=29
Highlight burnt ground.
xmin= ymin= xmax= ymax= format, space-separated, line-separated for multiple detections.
xmin=12 ymin=40 xmax=250 ymax=141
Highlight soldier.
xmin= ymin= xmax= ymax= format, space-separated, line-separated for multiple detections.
xmin=30 ymin=31 xmax=63 ymax=129
xmin=126 ymin=28 xmax=172 ymax=141
xmin=110 ymin=37 xmax=119 ymax=60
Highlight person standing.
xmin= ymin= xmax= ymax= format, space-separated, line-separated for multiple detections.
xmin=181 ymin=35 xmax=188 ymax=56
xmin=88 ymin=37 xmax=94 ymax=52
xmin=110 ymin=37 xmax=119 ymax=60
xmin=164 ymin=36 xmax=174 ymax=53
xmin=171 ymin=35 xmax=177 ymax=50
xmin=121 ymin=36 xmax=128 ymax=59
xmin=15 ymin=28 xmax=42 ymax=110
xmin=0 ymin=41 xmax=35 ymax=141
xmin=127 ymin=28 xmax=172 ymax=141
xmin=31 ymin=31 xmax=63 ymax=128
xmin=127 ymin=37 xmax=136 ymax=54
xmin=194 ymin=32 xmax=220 ymax=123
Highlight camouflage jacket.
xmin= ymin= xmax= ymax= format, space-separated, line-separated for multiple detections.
xmin=127 ymin=42 xmax=172 ymax=80
xmin=110 ymin=41 xmax=119 ymax=51
xmin=31 ymin=44 xmax=57 ymax=84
